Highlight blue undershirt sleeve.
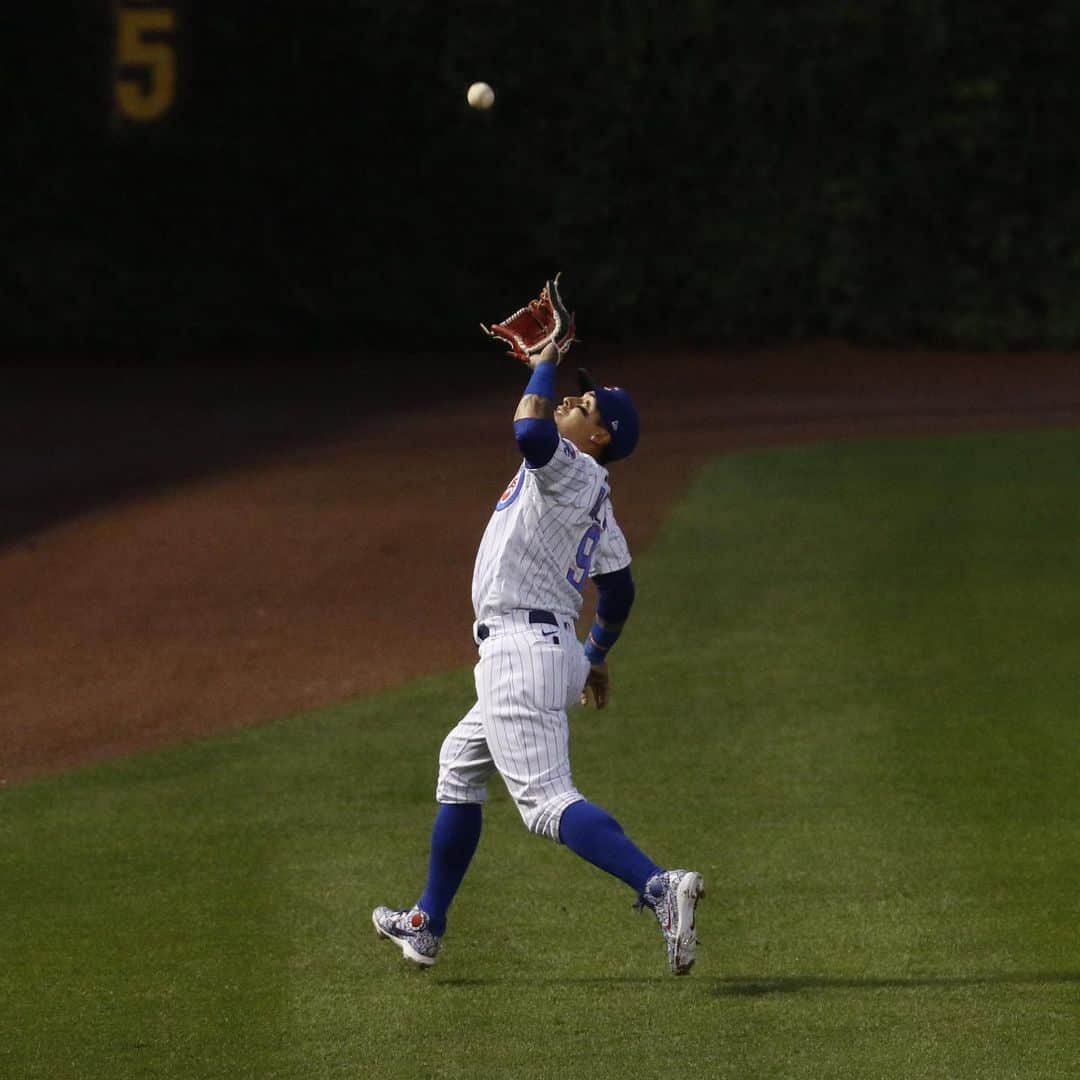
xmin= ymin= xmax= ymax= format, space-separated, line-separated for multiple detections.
xmin=585 ymin=567 xmax=635 ymax=663
xmin=594 ymin=566 xmax=635 ymax=624
xmin=514 ymin=360 xmax=560 ymax=468
xmin=514 ymin=418 xmax=559 ymax=468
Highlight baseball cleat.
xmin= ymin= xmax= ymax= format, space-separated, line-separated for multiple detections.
xmin=638 ymin=869 xmax=705 ymax=975
xmin=372 ymin=905 xmax=441 ymax=967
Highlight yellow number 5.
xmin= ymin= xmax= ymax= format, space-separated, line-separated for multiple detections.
xmin=115 ymin=8 xmax=176 ymax=122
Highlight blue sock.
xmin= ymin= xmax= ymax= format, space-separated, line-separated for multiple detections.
xmin=416 ymin=803 xmax=482 ymax=936
xmin=558 ymin=800 xmax=662 ymax=895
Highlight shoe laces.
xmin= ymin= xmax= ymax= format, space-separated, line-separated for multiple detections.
xmin=632 ymin=890 xmax=661 ymax=915
xmin=633 ymin=871 xmax=672 ymax=914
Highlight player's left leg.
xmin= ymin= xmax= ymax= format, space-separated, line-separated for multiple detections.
xmin=374 ymin=702 xmax=493 ymax=967
xmin=415 ymin=802 xmax=482 ymax=936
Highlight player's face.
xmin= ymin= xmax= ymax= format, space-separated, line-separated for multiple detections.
xmin=554 ymin=391 xmax=612 ymax=457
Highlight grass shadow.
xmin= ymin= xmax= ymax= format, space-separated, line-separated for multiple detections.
xmin=432 ymin=975 xmax=667 ymax=988
xmin=710 ymin=972 xmax=1080 ymax=997
xmin=431 ymin=972 xmax=1080 ymax=994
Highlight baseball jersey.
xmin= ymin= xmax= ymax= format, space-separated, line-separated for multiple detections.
xmin=472 ymin=437 xmax=631 ymax=624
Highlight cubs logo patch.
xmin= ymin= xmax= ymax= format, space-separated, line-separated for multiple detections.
xmin=562 ymin=440 xmax=576 ymax=459
xmin=495 ymin=462 xmax=526 ymax=511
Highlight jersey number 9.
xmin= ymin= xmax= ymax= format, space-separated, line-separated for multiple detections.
xmin=566 ymin=523 xmax=602 ymax=593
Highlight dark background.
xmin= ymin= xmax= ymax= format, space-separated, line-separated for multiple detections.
xmin=8 ymin=1 xmax=1080 ymax=367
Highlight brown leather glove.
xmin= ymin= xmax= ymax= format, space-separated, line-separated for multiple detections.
xmin=481 ymin=273 xmax=577 ymax=364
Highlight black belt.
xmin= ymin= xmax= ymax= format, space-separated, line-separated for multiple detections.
xmin=476 ymin=610 xmax=557 ymax=641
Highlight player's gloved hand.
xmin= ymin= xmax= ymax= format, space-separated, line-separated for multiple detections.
xmin=481 ymin=273 xmax=577 ymax=365
xmin=529 ymin=341 xmax=561 ymax=369
xmin=581 ymin=663 xmax=610 ymax=709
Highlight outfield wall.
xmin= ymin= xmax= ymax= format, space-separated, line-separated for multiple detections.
xmin=8 ymin=3 xmax=1080 ymax=358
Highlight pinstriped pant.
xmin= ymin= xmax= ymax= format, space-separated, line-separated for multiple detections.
xmin=436 ymin=612 xmax=592 ymax=842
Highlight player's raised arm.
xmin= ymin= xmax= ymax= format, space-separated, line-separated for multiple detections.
xmin=512 ymin=341 xmax=561 ymax=467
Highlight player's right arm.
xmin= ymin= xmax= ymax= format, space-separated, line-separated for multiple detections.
xmin=580 ymin=504 xmax=634 ymax=708
xmin=580 ymin=566 xmax=634 ymax=709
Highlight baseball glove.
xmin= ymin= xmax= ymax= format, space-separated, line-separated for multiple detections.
xmin=481 ymin=273 xmax=577 ymax=364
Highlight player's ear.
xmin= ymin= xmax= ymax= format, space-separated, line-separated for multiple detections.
xmin=590 ymin=428 xmax=612 ymax=452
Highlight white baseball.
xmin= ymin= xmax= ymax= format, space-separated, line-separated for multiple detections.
xmin=467 ymin=82 xmax=495 ymax=110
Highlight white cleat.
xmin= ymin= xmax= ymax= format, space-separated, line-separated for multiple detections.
xmin=638 ymin=869 xmax=705 ymax=975
xmin=372 ymin=905 xmax=440 ymax=967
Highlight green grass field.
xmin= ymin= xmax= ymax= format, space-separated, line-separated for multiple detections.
xmin=3 ymin=430 xmax=1079 ymax=1079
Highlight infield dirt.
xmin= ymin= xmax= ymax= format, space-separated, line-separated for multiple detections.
xmin=4 ymin=344 xmax=1079 ymax=784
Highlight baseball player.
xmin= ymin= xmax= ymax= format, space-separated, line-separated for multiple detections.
xmin=373 ymin=284 xmax=703 ymax=975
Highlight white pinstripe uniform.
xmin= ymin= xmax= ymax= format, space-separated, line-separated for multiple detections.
xmin=436 ymin=435 xmax=632 ymax=840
